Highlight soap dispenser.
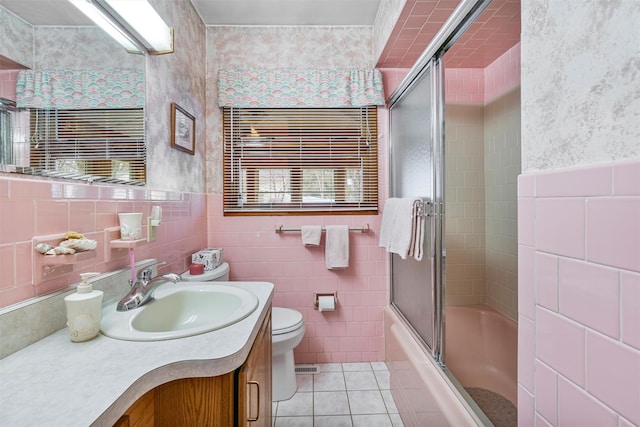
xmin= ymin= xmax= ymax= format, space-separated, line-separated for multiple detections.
xmin=64 ymin=272 xmax=103 ymax=342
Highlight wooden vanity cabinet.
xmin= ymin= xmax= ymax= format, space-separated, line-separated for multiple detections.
xmin=115 ymin=310 xmax=272 ymax=427
xmin=236 ymin=314 xmax=271 ymax=426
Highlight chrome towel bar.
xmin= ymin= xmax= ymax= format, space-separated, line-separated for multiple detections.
xmin=275 ymin=224 xmax=369 ymax=233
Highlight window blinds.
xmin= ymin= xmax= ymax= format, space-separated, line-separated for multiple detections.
xmin=28 ymin=108 xmax=145 ymax=184
xmin=223 ymin=106 xmax=378 ymax=215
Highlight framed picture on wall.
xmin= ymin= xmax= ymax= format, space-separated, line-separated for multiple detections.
xmin=170 ymin=102 xmax=195 ymax=155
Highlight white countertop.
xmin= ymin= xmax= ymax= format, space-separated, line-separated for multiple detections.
xmin=0 ymin=281 xmax=273 ymax=427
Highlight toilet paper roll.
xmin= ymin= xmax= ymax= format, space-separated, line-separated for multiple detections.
xmin=318 ymin=295 xmax=335 ymax=312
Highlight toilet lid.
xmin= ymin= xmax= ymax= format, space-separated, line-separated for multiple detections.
xmin=272 ymin=307 xmax=304 ymax=335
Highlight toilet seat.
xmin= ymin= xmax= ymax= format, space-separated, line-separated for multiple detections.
xmin=272 ymin=307 xmax=304 ymax=335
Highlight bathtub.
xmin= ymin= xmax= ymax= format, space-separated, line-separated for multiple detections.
xmin=384 ymin=306 xmax=482 ymax=427
xmin=444 ymin=304 xmax=518 ymax=405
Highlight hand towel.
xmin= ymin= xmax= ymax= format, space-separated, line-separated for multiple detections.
xmin=301 ymin=225 xmax=322 ymax=246
xmin=379 ymin=197 xmax=424 ymax=260
xmin=378 ymin=198 xmax=399 ymax=250
xmin=325 ymin=225 xmax=349 ymax=270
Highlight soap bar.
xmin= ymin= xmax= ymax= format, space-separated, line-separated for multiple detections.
xmin=189 ymin=263 xmax=204 ymax=275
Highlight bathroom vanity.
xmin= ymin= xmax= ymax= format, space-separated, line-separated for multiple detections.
xmin=115 ymin=311 xmax=272 ymax=426
xmin=0 ymin=281 xmax=274 ymax=427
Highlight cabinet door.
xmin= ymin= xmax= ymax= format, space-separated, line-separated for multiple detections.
xmin=237 ymin=311 xmax=272 ymax=426
xmin=155 ymin=374 xmax=235 ymax=426
xmin=114 ymin=389 xmax=155 ymax=427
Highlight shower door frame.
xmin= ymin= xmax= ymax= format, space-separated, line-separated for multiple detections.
xmin=388 ymin=56 xmax=445 ymax=362
xmin=386 ymin=0 xmax=493 ymax=367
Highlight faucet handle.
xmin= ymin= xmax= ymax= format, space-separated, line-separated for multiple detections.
xmin=137 ymin=261 xmax=168 ymax=281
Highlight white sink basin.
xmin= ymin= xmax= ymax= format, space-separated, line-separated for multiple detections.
xmin=101 ymin=283 xmax=259 ymax=341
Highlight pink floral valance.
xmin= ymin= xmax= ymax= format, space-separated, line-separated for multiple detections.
xmin=16 ymin=69 xmax=144 ymax=109
xmin=218 ymin=68 xmax=385 ymax=108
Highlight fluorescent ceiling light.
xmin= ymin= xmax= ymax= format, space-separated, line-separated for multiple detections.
xmin=70 ymin=0 xmax=143 ymax=53
xmin=69 ymin=0 xmax=173 ymax=55
xmin=104 ymin=0 xmax=173 ymax=53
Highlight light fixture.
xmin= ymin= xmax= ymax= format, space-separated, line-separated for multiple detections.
xmin=69 ymin=0 xmax=173 ymax=55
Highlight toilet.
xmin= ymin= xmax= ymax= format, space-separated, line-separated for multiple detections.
xmin=271 ymin=307 xmax=305 ymax=401
xmin=181 ymin=261 xmax=305 ymax=402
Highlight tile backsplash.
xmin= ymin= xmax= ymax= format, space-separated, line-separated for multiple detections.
xmin=0 ymin=259 xmax=156 ymax=359
xmin=0 ymin=175 xmax=207 ymax=309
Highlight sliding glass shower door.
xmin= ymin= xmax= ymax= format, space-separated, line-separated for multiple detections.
xmin=389 ymin=58 xmax=444 ymax=358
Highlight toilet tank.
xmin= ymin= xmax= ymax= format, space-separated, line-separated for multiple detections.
xmin=181 ymin=262 xmax=230 ymax=282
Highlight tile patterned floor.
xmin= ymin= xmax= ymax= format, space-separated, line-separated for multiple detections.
xmin=272 ymin=362 xmax=404 ymax=427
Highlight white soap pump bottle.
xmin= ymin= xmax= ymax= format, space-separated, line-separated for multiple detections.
xmin=64 ymin=272 xmax=103 ymax=342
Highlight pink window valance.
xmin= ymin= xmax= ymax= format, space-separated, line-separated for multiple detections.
xmin=218 ymin=68 xmax=385 ymax=108
xmin=16 ymin=69 xmax=144 ymax=109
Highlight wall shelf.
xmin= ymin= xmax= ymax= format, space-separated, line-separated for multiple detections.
xmin=109 ymin=238 xmax=147 ymax=249
xmin=40 ymin=250 xmax=97 ymax=266
xmin=104 ymin=227 xmax=147 ymax=261
xmin=33 ymin=234 xmax=98 ymax=266
xmin=32 ymin=233 xmax=98 ymax=282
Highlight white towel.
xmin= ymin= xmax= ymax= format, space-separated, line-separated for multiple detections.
xmin=325 ymin=225 xmax=349 ymax=270
xmin=301 ymin=225 xmax=322 ymax=246
xmin=408 ymin=205 xmax=425 ymax=261
xmin=379 ymin=197 xmax=424 ymax=260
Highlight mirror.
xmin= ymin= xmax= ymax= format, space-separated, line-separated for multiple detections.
xmin=0 ymin=4 xmax=146 ymax=185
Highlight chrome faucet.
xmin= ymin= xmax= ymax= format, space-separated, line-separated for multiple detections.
xmin=116 ymin=266 xmax=180 ymax=311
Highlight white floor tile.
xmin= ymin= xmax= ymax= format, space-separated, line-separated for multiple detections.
xmin=314 ymin=391 xmax=351 ymax=416
xmin=276 ymin=392 xmax=313 ymax=417
xmin=389 ymin=413 xmax=405 ymax=427
xmin=342 ymin=362 xmax=372 ymax=372
xmin=320 ymin=363 xmax=343 ymax=372
xmin=352 ymin=414 xmax=393 ymax=427
xmin=344 ymin=370 xmax=379 ymax=390
xmin=314 ymin=372 xmax=346 ymax=391
xmin=274 ymin=416 xmax=314 ymax=427
xmin=273 ymin=362 xmax=406 ymax=426
xmin=374 ymin=369 xmax=391 ymax=389
xmin=296 ymin=374 xmax=313 ymax=392
xmin=371 ymin=362 xmax=389 ymax=371
xmin=347 ymin=390 xmax=388 ymax=415
xmin=381 ymin=389 xmax=399 ymax=414
xmin=314 ymin=415 xmax=354 ymax=426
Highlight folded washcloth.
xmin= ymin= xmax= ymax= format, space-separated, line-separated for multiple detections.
xmin=301 ymin=225 xmax=322 ymax=246
xmin=379 ymin=197 xmax=424 ymax=260
xmin=325 ymin=225 xmax=350 ymax=270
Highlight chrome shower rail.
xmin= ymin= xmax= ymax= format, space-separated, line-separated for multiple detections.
xmin=275 ymin=224 xmax=369 ymax=233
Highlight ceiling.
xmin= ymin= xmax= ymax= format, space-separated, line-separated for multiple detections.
xmin=0 ymin=0 xmax=520 ymax=69
xmin=377 ymin=0 xmax=520 ymax=68
xmin=0 ymin=0 xmax=382 ymax=26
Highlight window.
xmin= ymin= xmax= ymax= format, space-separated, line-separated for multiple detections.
xmin=27 ymin=108 xmax=145 ymax=184
xmin=223 ymin=107 xmax=378 ymax=215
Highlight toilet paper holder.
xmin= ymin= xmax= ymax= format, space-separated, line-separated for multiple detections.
xmin=314 ymin=292 xmax=337 ymax=310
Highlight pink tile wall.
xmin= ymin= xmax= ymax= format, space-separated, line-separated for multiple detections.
xmin=443 ymin=41 xmax=521 ymax=106
xmin=0 ymin=70 xmax=18 ymax=101
xmin=444 ymin=68 xmax=485 ymax=105
xmin=484 ymin=42 xmax=520 ymax=103
xmin=0 ymin=176 xmax=207 ymax=308
xmin=518 ymin=160 xmax=640 ymax=427
xmin=379 ymin=68 xmax=410 ymax=99
xmin=207 ymin=193 xmax=388 ymax=363
xmin=207 ymin=109 xmax=391 ymax=364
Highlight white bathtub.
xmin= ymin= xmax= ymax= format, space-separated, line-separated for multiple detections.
xmin=444 ymin=304 xmax=518 ymax=405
